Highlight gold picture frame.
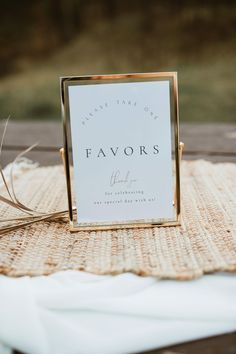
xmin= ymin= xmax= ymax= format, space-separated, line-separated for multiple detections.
xmin=60 ymin=72 xmax=182 ymax=232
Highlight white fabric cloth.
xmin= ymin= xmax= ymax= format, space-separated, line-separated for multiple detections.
xmin=0 ymin=272 xmax=235 ymax=354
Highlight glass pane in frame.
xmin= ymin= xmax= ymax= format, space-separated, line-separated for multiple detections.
xmin=60 ymin=72 xmax=180 ymax=231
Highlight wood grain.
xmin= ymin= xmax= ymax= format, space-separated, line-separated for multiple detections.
xmin=1 ymin=122 xmax=236 ymax=166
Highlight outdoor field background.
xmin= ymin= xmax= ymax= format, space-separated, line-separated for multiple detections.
xmin=0 ymin=0 xmax=235 ymax=122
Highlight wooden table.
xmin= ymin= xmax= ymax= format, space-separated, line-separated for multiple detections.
xmin=2 ymin=121 xmax=236 ymax=354
xmin=1 ymin=122 xmax=236 ymax=166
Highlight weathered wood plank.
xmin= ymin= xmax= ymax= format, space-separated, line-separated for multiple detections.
xmin=1 ymin=122 xmax=236 ymax=153
xmin=1 ymin=150 xmax=62 ymax=167
xmin=143 ymin=332 xmax=236 ymax=354
xmin=180 ymin=123 xmax=236 ymax=153
xmin=1 ymin=122 xmax=236 ymax=167
xmin=1 ymin=121 xmax=63 ymax=148
xmin=2 ymin=150 xmax=236 ymax=168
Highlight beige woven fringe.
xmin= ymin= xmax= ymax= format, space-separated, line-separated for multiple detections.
xmin=0 ymin=160 xmax=235 ymax=279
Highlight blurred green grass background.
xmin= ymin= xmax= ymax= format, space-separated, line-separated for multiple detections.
xmin=0 ymin=1 xmax=235 ymax=122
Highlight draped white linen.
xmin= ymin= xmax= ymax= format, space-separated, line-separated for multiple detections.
xmin=0 ymin=271 xmax=235 ymax=354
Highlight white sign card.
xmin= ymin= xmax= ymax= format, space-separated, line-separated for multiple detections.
xmin=61 ymin=73 xmax=180 ymax=231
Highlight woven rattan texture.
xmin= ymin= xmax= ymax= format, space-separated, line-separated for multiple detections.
xmin=0 ymin=160 xmax=235 ymax=279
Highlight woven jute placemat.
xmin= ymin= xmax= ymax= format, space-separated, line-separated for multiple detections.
xmin=0 ymin=160 xmax=235 ymax=279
